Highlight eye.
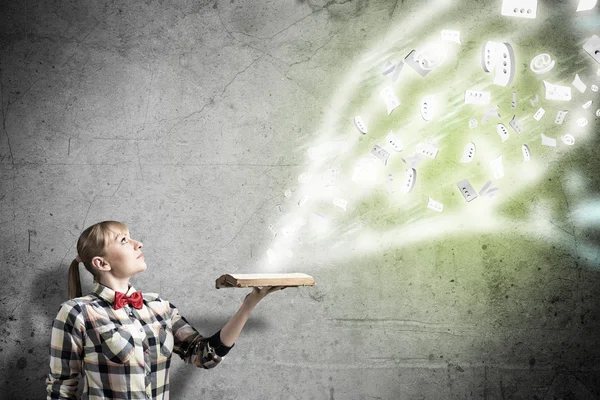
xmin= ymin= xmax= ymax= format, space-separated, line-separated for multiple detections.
xmin=121 ymin=237 xmax=128 ymax=244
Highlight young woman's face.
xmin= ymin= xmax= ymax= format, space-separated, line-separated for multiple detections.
xmin=101 ymin=228 xmax=146 ymax=278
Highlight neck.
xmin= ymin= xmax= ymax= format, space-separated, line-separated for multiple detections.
xmin=99 ymin=276 xmax=131 ymax=294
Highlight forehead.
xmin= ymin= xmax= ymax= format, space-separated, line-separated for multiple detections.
xmin=110 ymin=229 xmax=130 ymax=240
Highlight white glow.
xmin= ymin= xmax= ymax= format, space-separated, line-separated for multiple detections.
xmin=576 ymin=0 xmax=598 ymax=12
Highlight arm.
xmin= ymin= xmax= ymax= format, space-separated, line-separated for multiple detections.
xmin=218 ymin=286 xmax=284 ymax=346
xmin=170 ymin=286 xmax=283 ymax=369
xmin=46 ymin=302 xmax=84 ymax=400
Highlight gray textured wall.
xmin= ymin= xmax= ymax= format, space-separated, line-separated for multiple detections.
xmin=2 ymin=0 xmax=600 ymax=399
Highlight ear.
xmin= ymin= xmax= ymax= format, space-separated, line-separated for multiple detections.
xmin=91 ymin=256 xmax=111 ymax=272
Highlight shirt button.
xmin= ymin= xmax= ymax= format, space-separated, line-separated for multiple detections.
xmin=139 ymin=328 xmax=143 ymax=332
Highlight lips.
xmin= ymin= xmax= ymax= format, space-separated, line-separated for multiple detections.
xmin=137 ymin=253 xmax=144 ymax=259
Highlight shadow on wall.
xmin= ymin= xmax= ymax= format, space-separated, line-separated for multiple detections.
xmin=1 ymin=268 xmax=65 ymax=399
xmin=168 ymin=316 xmax=272 ymax=399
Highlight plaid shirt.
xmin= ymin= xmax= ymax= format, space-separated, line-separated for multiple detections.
xmin=46 ymin=282 xmax=233 ymax=399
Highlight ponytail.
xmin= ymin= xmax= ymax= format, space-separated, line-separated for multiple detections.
xmin=68 ymin=259 xmax=82 ymax=300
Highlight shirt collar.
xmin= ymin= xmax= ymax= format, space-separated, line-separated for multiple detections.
xmin=93 ymin=282 xmax=138 ymax=307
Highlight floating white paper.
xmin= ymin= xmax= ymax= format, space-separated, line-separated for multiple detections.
xmin=386 ymin=131 xmax=403 ymax=152
xmin=382 ymin=61 xmax=396 ymax=75
xmin=322 ymin=168 xmax=338 ymax=187
xmin=479 ymin=180 xmax=499 ymax=198
xmin=298 ymin=172 xmax=312 ymax=183
xmin=386 ymin=173 xmax=395 ymax=194
xmin=370 ymin=144 xmax=390 ymax=166
xmin=512 ymin=92 xmax=517 ymax=108
xmin=421 ymin=95 xmax=434 ymax=121
xmin=381 ymin=87 xmax=401 ymax=115
xmin=533 ymin=107 xmax=545 ymax=121
xmin=441 ymin=29 xmax=461 ymax=44
xmin=583 ymin=35 xmax=600 ymax=64
xmin=427 ymin=197 xmax=443 ymax=212
xmin=416 ymin=142 xmax=439 ymax=159
xmin=404 ymin=45 xmax=446 ymax=77
xmin=591 ymin=85 xmax=599 ymax=92
xmin=481 ymin=41 xmax=516 ymax=86
xmin=457 ymin=179 xmax=478 ymax=202
xmin=509 ymin=115 xmax=523 ymax=134
xmin=490 ymin=155 xmax=504 ymax=179
xmin=465 ymin=90 xmax=491 ymax=105
xmin=469 ymin=117 xmax=478 ymax=128
xmin=572 ymin=74 xmax=587 ymax=93
xmin=522 ymin=144 xmax=531 ymax=161
xmin=482 ymin=104 xmax=501 ymax=124
xmin=544 ymin=81 xmax=572 ymax=101
xmin=496 ymin=123 xmax=510 ymax=142
xmin=561 ymin=134 xmax=575 ymax=145
xmin=501 ymin=0 xmax=538 ymax=18
xmin=400 ymin=168 xmax=417 ymax=193
xmin=530 ymin=53 xmax=555 ymax=74
xmin=541 ymin=134 xmax=557 ymax=147
xmin=268 ymin=224 xmax=278 ymax=236
xmin=354 ymin=116 xmax=367 ymax=134
xmin=555 ymin=110 xmax=568 ymax=124
xmin=298 ymin=196 xmax=308 ymax=206
xmin=583 ymin=100 xmax=593 ymax=109
xmin=402 ymin=153 xmax=424 ymax=168
xmin=351 ymin=159 xmax=374 ymax=182
xmin=332 ymin=198 xmax=348 ymax=211
xmin=284 ymin=189 xmax=292 ymax=198
xmin=597 ymin=109 xmax=600 ymax=117
xmin=390 ymin=61 xmax=404 ymax=82
xmin=530 ymin=94 xmax=539 ymax=106
xmin=576 ymin=118 xmax=588 ymax=127
xmin=577 ymin=0 xmax=598 ymax=12
xmin=460 ymin=142 xmax=476 ymax=163
xmin=482 ymin=41 xmax=497 ymax=72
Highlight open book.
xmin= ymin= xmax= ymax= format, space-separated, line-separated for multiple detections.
xmin=215 ymin=273 xmax=316 ymax=289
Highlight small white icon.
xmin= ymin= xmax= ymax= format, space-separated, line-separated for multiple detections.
xmin=533 ymin=108 xmax=545 ymax=121
xmin=381 ymin=87 xmax=401 ymax=115
xmin=544 ymin=81 xmax=572 ymax=101
xmin=457 ymin=179 xmax=478 ymax=202
xmin=460 ymin=142 xmax=476 ymax=164
xmin=490 ymin=156 xmax=504 ymax=179
xmin=522 ymin=144 xmax=531 ymax=161
xmin=427 ymin=197 xmax=444 ymax=212
xmin=530 ymin=53 xmax=555 ymax=74
xmin=501 ymin=0 xmax=538 ymax=19
xmin=354 ymin=116 xmax=367 ymax=134
xmin=561 ymin=134 xmax=575 ymax=145
xmin=541 ymin=134 xmax=557 ymax=147
xmin=496 ymin=123 xmax=510 ymax=142
xmin=441 ymin=29 xmax=462 ymax=44
xmin=465 ymin=90 xmax=491 ymax=105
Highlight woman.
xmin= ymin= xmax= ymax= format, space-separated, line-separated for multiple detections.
xmin=46 ymin=221 xmax=283 ymax=399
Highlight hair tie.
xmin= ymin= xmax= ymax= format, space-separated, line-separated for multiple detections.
xmin=75 ymin=255 xmax=82 ymax=263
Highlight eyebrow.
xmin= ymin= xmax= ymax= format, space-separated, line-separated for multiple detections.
xmin=115 ymin=232 xmax=131 ymax=241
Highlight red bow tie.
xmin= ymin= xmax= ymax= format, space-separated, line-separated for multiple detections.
xmin=114 ymin=291 xmax=143 ymax=310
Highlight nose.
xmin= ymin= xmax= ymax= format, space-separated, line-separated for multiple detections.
xmin=135 ymin=240 xmax=143 ymax=249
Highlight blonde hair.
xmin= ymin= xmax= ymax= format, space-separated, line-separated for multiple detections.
xmin=68 ymin=220 xmax=128 ymax=300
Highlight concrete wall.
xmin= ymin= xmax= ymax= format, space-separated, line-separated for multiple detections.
xmin=1 ymin=0 xmax=600 ymax=398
